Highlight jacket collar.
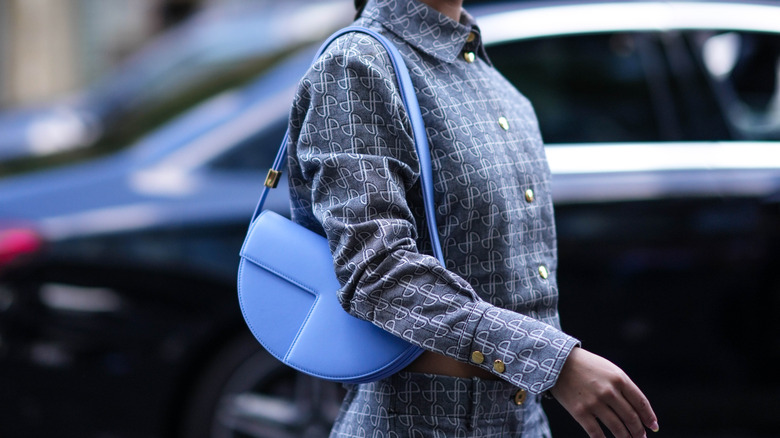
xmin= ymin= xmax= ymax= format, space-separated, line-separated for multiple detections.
xmin=360 ymin=0 xmax=490 ymax=65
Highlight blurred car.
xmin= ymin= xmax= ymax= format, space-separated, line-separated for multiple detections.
xmin=0 ymin=0 xmax=352 ymax=174
xmin=1 ymin=1 xmax=780 ymax=437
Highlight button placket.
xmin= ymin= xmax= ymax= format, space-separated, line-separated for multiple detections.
xmin=463 ymin=29 xmax=478 ymax=63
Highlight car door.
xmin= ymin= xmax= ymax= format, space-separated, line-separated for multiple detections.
xmin=486 ymin=24 xmax=780 ymax=436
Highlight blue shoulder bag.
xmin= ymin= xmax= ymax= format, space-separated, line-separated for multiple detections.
xmin=237 ymin=26 xmax=445 ymax=383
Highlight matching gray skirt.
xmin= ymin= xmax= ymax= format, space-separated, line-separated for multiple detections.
xmin=329 ymin=372 xmax=552 ymax=438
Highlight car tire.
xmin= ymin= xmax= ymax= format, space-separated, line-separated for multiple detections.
xmin=179 ymin=332 xmax=344 ymax=438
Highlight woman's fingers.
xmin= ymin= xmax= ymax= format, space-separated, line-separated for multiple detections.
xmin=570 ymin=411 xmax=607 ymax=438
xmin=606 ymin=383 xmax=647 ymax=437
xmin=595 ymin=405 xmax=635 ymax=438
xmin=622 ymin=380 xmax=659 ymax=432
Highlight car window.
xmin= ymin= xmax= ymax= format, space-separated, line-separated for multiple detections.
xmin=690 ymin=30 xmax=780 ymax=141
xmin=0 ymin=1 xmax=351 ymax=178
xmin=97 ymin=47 xmax=302 ymax=158
xmin=91 ymin=1 xmax=351 ymax=152
xmin=208 ymin=116 xmax=287 ymax=172
xmin=488 ymin=33 xmax=669 ymax=143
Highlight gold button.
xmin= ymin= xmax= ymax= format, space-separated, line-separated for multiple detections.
xmin=524 ymin=189 xmax=535 ymax=203
xmin=471 ymin=351 xmax=485 ymax=364
xmin=498 ymin=116 xmax=509 ymax=131
xmin=493 ymin=359 xmax=506 ymax=373
xmin=514 ymin=389 xmax=527 ymax=405
xmin=538 ymin=265 xmax=549 ymax=279
xmin=466 ymin=31 xmax=476 ymax=43
xmin=464 ymin=51 xmax=476 ymax=63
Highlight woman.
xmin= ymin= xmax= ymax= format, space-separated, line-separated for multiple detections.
xmin=286 ymin=0 xmax=659 ymax=436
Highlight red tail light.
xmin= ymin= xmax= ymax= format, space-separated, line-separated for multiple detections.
xmin=0 ymin=227 xmax=43 ymax=269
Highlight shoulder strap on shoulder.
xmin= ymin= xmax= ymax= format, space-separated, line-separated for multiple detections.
xmin=253 ymin=26 xmax=444 ymax=265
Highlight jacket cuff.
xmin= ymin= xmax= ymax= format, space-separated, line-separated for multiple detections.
xmin=464 ymin=302 xmax=580 ymax=394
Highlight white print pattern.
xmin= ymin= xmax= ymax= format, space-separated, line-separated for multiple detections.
xmin=287 ymin=0 xmax=579 ymax=396
xmin=331 ymin=372 xmax=553 ymax=437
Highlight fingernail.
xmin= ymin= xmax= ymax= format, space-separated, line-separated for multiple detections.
xmin=650 ymin=421 xmax=659 ymax=432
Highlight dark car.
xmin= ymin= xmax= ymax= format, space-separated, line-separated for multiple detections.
xmin=1 ymin=1 xmax=780 ymax=437
xmin=0 ymin=0 xmax=352 ymax=173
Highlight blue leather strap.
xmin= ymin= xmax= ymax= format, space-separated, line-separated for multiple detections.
xmin=252 ymin=26 xmax=445 ymax=265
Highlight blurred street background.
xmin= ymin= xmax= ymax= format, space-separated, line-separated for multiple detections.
xmin=1 ymin=0 xmax=779 ymax=437
xmin=0 ymin=0 xmax=203 ymax=108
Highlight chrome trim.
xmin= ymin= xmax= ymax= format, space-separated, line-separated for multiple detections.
xmin=546 ymin=142 xmax=780 ymax=175
xmin=479 ymin=2 xmax=780 ymax=44
xmin=39 ymin=283 xmax=122 ymax=313
xmin=546 ymin=142 xmax=780 ymax=202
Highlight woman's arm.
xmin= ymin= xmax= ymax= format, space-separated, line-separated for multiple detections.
xmin=287 ymin=32 xmax=579 ymax=393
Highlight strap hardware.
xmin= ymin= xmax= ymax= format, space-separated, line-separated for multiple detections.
xmin=264 ymin=169 xmax=282 ymax=188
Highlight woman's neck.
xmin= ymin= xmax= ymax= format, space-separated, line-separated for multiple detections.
xmin=418 ymin=0 xmax=463 ymax=22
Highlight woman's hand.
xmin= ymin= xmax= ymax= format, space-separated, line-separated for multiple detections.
xmin=550 ymin=347 xmax=659 ymax=438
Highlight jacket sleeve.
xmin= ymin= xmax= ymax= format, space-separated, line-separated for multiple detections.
xmin=287 ymin=33 xmax=579 ymax=393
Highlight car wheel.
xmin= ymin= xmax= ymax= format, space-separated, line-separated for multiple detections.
xmin=180 ymin=333 xmax=344 ymax=438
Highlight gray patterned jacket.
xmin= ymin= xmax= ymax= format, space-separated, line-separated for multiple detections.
xmin=287 ymin=0 xmax=579 ymax=394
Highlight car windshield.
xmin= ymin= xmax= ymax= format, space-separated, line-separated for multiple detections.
xmin=0 ymin=0 xmax=351 ymax=177
xmin=90 ymin=0 xmax=351 ymax=113
xmin=122 ymin=44 xmax=317 ymax=173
